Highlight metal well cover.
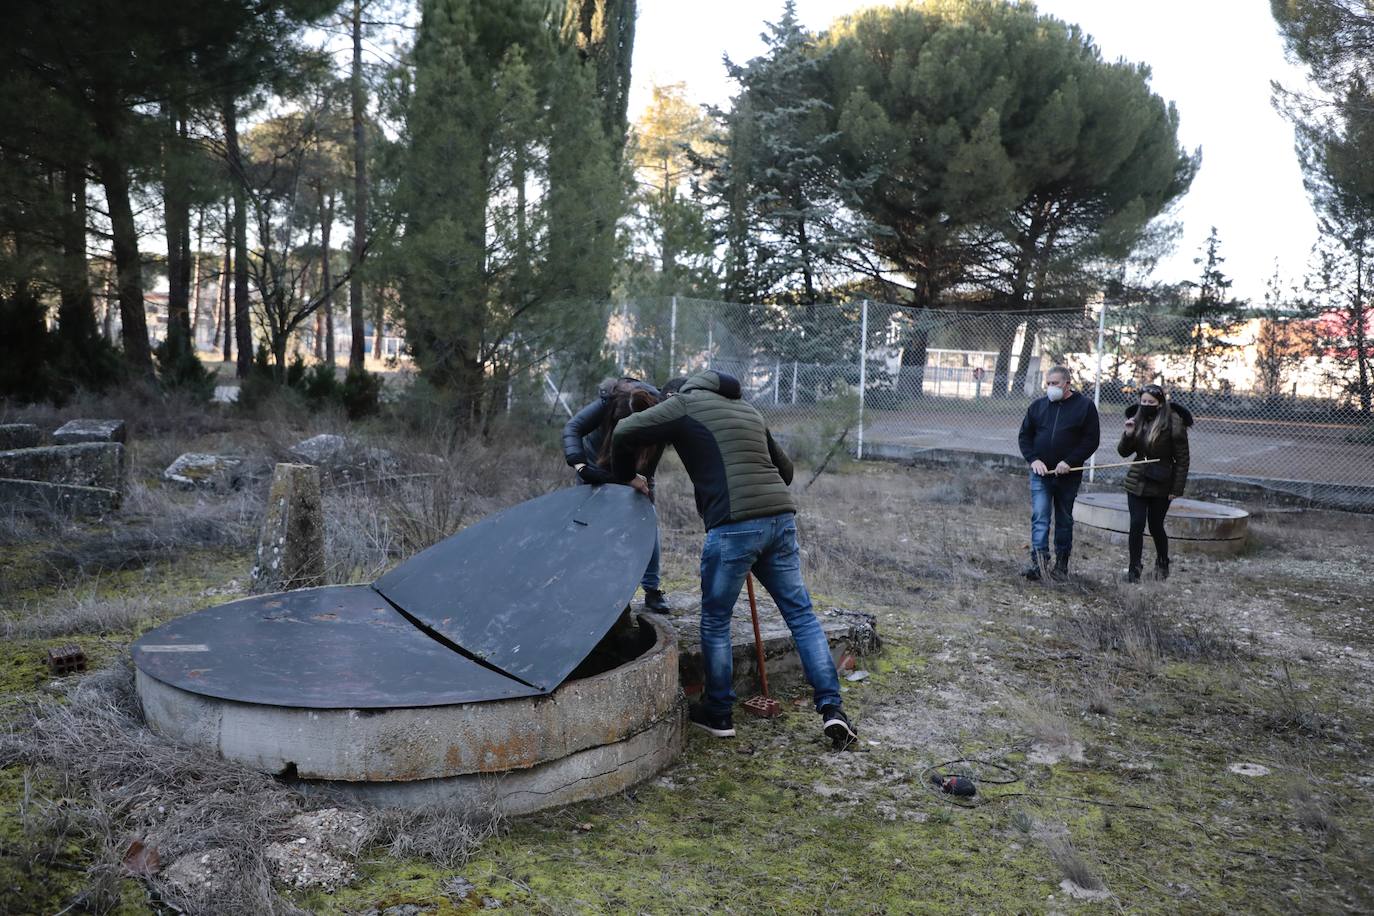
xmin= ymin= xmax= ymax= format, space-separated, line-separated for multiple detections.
xmin=373 ymin=484 xmax=657 ymax=692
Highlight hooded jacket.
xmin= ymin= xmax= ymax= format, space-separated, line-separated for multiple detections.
xmin=1117 ymin=403 xmax=1193 ymax=498
xmin=610 ymin=370 xmax=794 ymax=530
xmin=1017 ymin=391 xmax=1101 ymax=476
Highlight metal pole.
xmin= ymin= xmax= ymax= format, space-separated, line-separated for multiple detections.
xmin=791 ymin=361 xmax=798 ymax=405
xmin=618 ymin=300 xmax=627 ymax=370
xmin=858 ymin=300 xmax=869 ymax=460
xmin=669 ymin=295 xmax=677 ymax=375
xmin=707 ymin=316 xmax=714 ymax=368
xmin=774 ymin=359 xmax=780 ymax=405
xmin=1090 ymin=300 xmax=1107 ymax=483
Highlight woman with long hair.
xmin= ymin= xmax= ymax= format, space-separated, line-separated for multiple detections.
xmin=1117 ymin=383 xmax=1193 ymax=582
xmin=562 ymin=377 xmax=668 ymax=610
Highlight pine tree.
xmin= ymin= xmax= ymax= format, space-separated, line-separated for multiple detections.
xmin=1182 ymin=227 xmax=1242 ymax=397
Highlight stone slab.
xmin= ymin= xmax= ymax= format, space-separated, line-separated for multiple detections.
xmin=53 ymin=418 xmax=127 ymax=444
xmin=163 ymin=452 xmax=244 ymax=489
xmin=0 ymin=442 xmax=124 ymax=490
xmin=0 ymin=424 xmax=41 ymax=450
xmin=0 ymin=477 xmax=120 ymax=516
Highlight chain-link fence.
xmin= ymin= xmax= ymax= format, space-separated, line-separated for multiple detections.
xmin=580 ymin=295 xmax=1374 ymax=510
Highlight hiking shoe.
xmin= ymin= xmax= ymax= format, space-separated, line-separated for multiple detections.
xmin=643 ymin=588 xmax=670 ymax=613
xmin=821 ymin=705 xmax=857 ymax=748
xmin=688 ymin=702 xmax=735 ymax=738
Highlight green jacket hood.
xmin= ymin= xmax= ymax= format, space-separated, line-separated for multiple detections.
xmin=680 ymin=371 xmax=743 ymax=400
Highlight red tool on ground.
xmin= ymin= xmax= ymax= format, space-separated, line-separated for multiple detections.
xmin=741 ymin=573 xmax=783 ymax=718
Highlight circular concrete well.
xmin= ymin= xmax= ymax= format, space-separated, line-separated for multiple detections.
xmin=134 ymin=586 xmax=683 ymax=815
xmin=1073 ymin=493 xmax=1250 ymax=555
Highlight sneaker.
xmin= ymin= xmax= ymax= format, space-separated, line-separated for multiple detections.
xmin=688 ymin=702 xmax=735 ymax=738
xmin=821 ymin=705 xmax=857 ymax=748
xmin=643 ymin=588 xmax=670 ymax=613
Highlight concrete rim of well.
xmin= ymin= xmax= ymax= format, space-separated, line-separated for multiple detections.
xmin=136 ymin=612 xmax=682 ymax=783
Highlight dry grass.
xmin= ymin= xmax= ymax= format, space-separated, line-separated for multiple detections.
xmin=1042 ymin=835 xmax=1107 ymax=893
xmin=1055 ymin=581 xmax=1238 ymax=673
xmin=2 ymin=591 xmax=194 ymax=640
xmin=0 ymin=660 xmax=504 ymax=915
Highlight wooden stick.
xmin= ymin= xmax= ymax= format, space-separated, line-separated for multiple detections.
xmin=1060 ymin=458 xmax=1159 ymax=473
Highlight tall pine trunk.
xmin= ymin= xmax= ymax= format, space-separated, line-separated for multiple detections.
xmin=348 ymin=0 xmax=368 ymax=374
xmin=164 ymin=106 xmax=193 ymax=352
xmin=93 ymin=108 xmax=153 ymax=376
xmin=320 ymin=187 xmax=335 ymax=366
xmin=56 ymin=163 xmax=98 ymax=349
xmin=220 ymin=199 xmax=233 ymax=363
xmin=223 ymin=94 xmax=252 ymax=377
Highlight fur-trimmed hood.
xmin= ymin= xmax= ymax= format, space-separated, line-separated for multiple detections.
xmin=1124 ymin=402 xmax=1194 ymax=427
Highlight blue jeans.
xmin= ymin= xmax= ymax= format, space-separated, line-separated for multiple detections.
xmin=1029 ymin=473 xmax=1081 ymax=556
xmin=641 ymin=530 xmax=661 ymax=591
xmin=698 ymin=513 xmax=842 ymax=717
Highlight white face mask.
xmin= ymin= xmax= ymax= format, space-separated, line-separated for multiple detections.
xmin=1046 ymin=385 xmax=1065 ymax=402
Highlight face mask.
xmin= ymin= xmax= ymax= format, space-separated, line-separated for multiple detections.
xmin=1139 ymin=405 xmax=1159 ymax=422
xmin=1046 ymin=385 xmax=1065 ymax=402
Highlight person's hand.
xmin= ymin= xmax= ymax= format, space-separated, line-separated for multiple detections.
xmin=1054 ymin=460 xmax=1071 ymax=476
xmin=630 ymin=474 xmax=651 ymax=497
xmin=577 ymin=464 xmax=614 ymax=486
xmin=1030 ymin=459 xmax=1048 ymax=476
xmin=1123 ymin=418 xmax=1136 ymax=434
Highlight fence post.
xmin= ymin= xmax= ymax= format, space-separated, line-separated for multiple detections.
xmin=618 ymin=300 xmax=628 ymax=369
xmin=858 ymin=299 xmax=869 ymax=460
xmin=1090 ymin=300 xmax=1107 ymax=483
xmin=707 ymin=314 xmax=714 ymax=368
xmin=669 ymin=295 xmax=677 ymax=375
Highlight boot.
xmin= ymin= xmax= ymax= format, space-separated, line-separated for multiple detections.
xmin=643 ymin=587 xmax=670 ymax=613
xmin=1050 ymin=553 xmax=1070 ymax=582
xmin=1022 ymin=550 xmax=1050 ymax=581
xmin=1124 ymin=565 xmax=1142 ymax=584
xmin=1153 ymin=558 xmax=1170 ymax=581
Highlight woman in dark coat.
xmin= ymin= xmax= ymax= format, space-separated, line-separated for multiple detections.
xmin=1117 ymin=383 xmax=1193 ymax=582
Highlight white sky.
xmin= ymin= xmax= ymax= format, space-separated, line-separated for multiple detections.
xmin=628 ymin=0 xmax=1320 ymax=303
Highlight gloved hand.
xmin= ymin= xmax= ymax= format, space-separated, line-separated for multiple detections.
xmin=577 ymin=464 xmax=614 ymax=486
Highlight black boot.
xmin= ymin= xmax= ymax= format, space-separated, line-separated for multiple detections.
xmin=1153 ymin=558 xmax=1170 ymax=581
xmin=1050 ymin=553 xmax=1070 ymax=582
xmin=1022 ymin=550 xmax=1050 ymax=581
xmin=643 ymin=587 xmax=669 ymax=612
xmin=1124 ymin=565 xmax=1142 ymax=584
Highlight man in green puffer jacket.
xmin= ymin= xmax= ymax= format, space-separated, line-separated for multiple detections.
xmin=610 ymin=370 xmax=856 ymax=748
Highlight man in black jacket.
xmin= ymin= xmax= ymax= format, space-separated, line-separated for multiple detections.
xmin=1016 ymin=365 xmax=1100 ymax=581
xmin=562 ymin=376 xmax=669 ymax=611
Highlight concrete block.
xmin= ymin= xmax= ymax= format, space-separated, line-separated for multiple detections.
xmin=53 ymin=418 xmax=127 ymax=444
xmin=0 ymin=442 xmax=124 ymax=490
xmin=0 ymin=424 xmax=41 ymax=450
xmin=250 ymin=463 xmax=325 ymax=592
xmin=0 ymin=477 xmax=120 ymax=516
xmin=163 ymin=452 xmax=244 ymax=489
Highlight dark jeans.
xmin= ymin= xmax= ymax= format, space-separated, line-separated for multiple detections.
xmin=1127 ymin=492 xmax=1170 ymax=569
xmin=1029 ymin=472 xmax=1081 ymax=557
xmin=641 ymin=529 xmax=661 ymax=591
xmin=698 ymin=513 xmax=842 ymax=717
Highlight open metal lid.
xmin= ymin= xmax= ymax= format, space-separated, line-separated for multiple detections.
xmin=132 ymin=485 xmax=658 ymax=708
xmin=373 ymin=484 xmax=657 ymax=692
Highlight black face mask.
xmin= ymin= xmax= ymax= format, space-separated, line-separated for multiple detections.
xmin=1138 ymin=405 xmax=1159 ymax=422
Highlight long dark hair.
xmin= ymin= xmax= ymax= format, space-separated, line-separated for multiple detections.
xmin=596 ymin=383 xmax=660 ymax=471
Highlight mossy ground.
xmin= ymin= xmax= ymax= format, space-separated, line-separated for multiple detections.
xmin=3 ymin=443 xmax=1372 ymax=914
